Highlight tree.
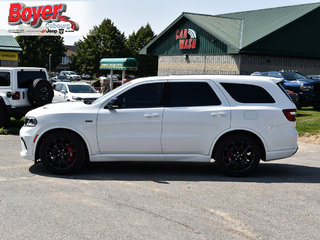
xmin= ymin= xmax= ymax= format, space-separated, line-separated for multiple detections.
xmin=127 ymin=24 xmax=158 ymax=77
xmin=15 ymin=36 xmax=66 ymax=70
xmin=71 ymin=19 xmax=129 ymax=75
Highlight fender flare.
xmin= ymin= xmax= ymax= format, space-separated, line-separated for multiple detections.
xmin=33 ymin=126 xmax=93 ymax=161
xmin=209 ymin=128 xmax=268 ymax=160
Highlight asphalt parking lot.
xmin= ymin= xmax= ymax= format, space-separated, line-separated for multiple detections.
xmin=0 ymin=135 xmax=319 ymax=240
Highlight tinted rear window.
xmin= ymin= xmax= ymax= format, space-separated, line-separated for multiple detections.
xmin=167 ymin=82 xmax=221 ymax=107
xmin=221 ymin=83 xmax=275 ymax=103
xmin=0 ymin=72 xmax=10 ymax=86
xmin=18 ymin=71 xmax=47 ymax=88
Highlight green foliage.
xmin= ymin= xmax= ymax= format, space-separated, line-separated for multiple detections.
xmin=15 ymin=36 xmax=66 ymax=70
xmin=127 ymin=24 xmax=158 ymax=77
xmin=71 ymin=21 xmax=157 ymax=77
xmin=296 ymin=108 xmax=320 ymax=136
xmin=0 ymin=117 xmax=24 ymax=135
xmin=71 ymin=19 xmax=129 ymax=75
xmin=127 ymin=23 xmax=155 ymax=55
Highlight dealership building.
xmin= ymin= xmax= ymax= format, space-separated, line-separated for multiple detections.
xmin=0 ymin=35 xmax=21 ymax=67
xmin=141 ymin=3 xmax=320 ymax=76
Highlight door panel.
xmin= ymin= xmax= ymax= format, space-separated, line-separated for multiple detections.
xmin=161 ymin=81 xmax=231 ymax=155
xmin=97 ymin=108 xmax=163 ymax=154
xmin=97 ymin=82 xmax=165 ymax=154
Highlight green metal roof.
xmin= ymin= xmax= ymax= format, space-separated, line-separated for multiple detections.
xmin=217 ymin=2 xmax=320 ymax=48
xmin=0 ymin=35 xmax=22 ymax=51
xmin=100 ymin=58 xmax=138 ymax=70
xmin=140 ymin=2 xmax=320 ymax=54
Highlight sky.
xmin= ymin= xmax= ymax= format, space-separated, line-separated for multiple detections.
xmin=1 ymin=0 xmax=319 ymax=45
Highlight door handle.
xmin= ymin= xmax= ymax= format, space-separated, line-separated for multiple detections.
xmin=144 ymin=114 xmax=153 ymax=118
xmin=211 ymin=112 xmax=226 ymax=118
xmin=144 ymin=113 xmax=159 ymax=118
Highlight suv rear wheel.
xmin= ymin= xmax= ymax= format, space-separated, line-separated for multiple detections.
xmin=28 ymin=78 xmax=54 ymax=107
xmin=39 ymin=131 xmax=86 ymax=174
xmin=214 ymin=133 xmax=261 ymax=177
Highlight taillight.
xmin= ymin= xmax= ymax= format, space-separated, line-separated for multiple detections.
xmin=12 ymin=91 xmax=20 ymax=100
xmin=283 ymin=109 xmax=297 ymax=122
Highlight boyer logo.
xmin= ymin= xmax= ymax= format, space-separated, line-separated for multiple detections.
xmin=176 ymin=29 xmax=197 ymax=50
xmin=8 ymin=2 xmax=79 ymax=34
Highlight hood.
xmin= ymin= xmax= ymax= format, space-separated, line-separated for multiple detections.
xmin=26 ymin=101 xmax=89 ymax=117
xmin=69 ymin=92 xmax=102 ymax=99
xmin=285 ymin=78 xmax=320 ymax=85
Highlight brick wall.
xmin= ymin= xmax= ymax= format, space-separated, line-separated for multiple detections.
xmin=158 ymin=55 xmax=240 ymax=76
xmin=240 ymin=55 xmax=320 ymax=75
xmin=157 ymin=54 xmax=320 ymax=76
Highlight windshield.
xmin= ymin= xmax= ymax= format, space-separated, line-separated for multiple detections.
xmin=92 ymin=81 xmax=134 ymax=105
xmin=70 ymin=71 xmax=77 ymax=75
xmin=280 ymin=72 xmax=308 ymax=80
xmin=68 ymin=85 xmax=96 ymax=93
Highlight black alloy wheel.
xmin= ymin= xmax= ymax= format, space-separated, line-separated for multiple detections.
xmin=39 ymin=131 xmax=86 ymax=174
xmin=214 ymin=134 xmax=261 ymax=177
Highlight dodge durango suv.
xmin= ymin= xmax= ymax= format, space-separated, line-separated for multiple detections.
xmin=20 ymin=75 xmax=298 ymax=177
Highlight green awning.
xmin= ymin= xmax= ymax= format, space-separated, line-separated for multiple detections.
xmin=100 ymin=58 xmax=138 ymax=70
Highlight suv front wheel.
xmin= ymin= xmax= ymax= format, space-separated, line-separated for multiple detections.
xmin=39 ymin=131 xmax=86 ymax=174
xmin=214 ymin=133 xmax=261 ymax=177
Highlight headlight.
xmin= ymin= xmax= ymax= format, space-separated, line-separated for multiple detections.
xmin=24 ymin=117 xmax=38 ymax=127
xmin=300 ymin=84 xmax=313 ymax=91
xmin=72 ymin=96 xmax=82 ymax=100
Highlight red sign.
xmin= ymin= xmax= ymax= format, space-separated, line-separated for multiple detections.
xmin=176 ymin=28 xmax=197 ymax=49
xmin=8 ymin=2 xmax=79 ymax=31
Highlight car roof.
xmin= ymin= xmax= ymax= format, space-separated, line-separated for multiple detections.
xmin=131 ymin=75 xmax=283 ymax=84
xmin=0 ymin=67 xmax=46 ymax=71
xmin=54 ymin=82 xmax=90 ymax=86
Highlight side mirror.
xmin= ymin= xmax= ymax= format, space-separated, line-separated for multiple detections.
xmin=106 ymin=98 xmax=119 ymax=109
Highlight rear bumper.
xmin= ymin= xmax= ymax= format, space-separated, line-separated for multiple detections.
xmin=265 ymin=146 xmax=298 ymax=161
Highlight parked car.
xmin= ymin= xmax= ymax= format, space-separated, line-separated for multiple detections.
xmin=286 ymin=89 xmax=299 ymax=107
xmin=0 ymin=67 xmax=53 ymax=127
xmin=52 ymin=82 xmax=102 ymax=103
xmin=251 ymin=71 xmax=320 ymax=109
xmin=49 ymin=75 xmax=70 ymax=84
xmin=60 ymin=71 xmax=81 ymax=81
xmin=20 ymin=75 xmax=298 ymax=177
xmin=307 ymin=75 xmax=320 ymax=80
xmin=81 ymin=74 xmax=91 ymax=80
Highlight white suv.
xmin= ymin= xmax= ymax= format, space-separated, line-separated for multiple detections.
xmin=0 ymin=67 xmax=53 ymax=128
xmin=20 ymin=75 xmax=298 ymax=177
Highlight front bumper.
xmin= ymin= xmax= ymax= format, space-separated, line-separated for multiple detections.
xmin=20 ymin=126 xmax=38 ymax=161
xmin=298 ymin=92 xmax=320 ymax=106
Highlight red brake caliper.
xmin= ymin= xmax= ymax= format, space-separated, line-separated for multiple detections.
xmin=67 ymin=146 xmax=74 ymax=163
xmin=226 ymin=151 xmax=232 ymax=162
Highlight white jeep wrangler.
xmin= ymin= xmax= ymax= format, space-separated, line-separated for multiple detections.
xmin=0 ymin=67 xmax=53 ymax=128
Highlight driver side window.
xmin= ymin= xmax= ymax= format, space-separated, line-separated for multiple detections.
xmin=117 ymin=83 xmax=164 ymax=109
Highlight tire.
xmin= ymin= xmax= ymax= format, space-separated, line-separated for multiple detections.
xmin=39 ymin=131 xmax=86 ymax=174
xmin=0 ymin=105 xmax=9 ymax=128
xmin=28 ymin=78 xmax=54 ymax=107
xmin=214 ymin=133 xmax=261 ymax=177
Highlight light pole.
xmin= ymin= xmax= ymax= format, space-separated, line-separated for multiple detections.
xmin=49 ymin=53 xmax=52 ymax=73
